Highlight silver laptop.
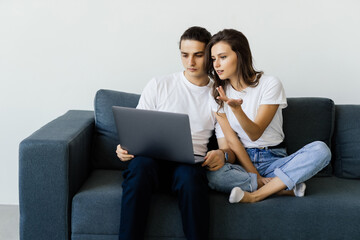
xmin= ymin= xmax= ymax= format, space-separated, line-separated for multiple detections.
xmin=112 ymin=106 xmax=205 ymax=164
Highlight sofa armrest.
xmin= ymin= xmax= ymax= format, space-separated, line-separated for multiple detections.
xmin=19 ymin=110 xmax=95 ymax=240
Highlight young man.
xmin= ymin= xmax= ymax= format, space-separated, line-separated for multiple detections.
xmin=116 ymin=26 xmax=235 ymax=240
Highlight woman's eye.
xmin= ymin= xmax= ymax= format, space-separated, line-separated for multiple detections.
xmin=220 ymin=56 xmax=226 ymax=59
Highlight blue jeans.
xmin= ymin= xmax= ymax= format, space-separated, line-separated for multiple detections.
xmin=207 ymin=141 xmax=331 ymax=193
xmin=119 ymin=156 xmax=209 ymax=240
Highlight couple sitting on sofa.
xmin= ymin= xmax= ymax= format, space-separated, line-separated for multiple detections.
xmin=115 ymin=26 xmax=331 ymax=240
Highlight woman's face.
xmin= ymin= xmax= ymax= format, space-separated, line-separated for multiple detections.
xmin=211 ymin=41 xmax=238 ymax=81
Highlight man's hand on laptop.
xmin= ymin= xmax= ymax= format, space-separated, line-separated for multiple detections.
xmin=116 ymin=144 xmax=134 ymax=161
xmin=202 ymin=150 xmax=225 ymax=171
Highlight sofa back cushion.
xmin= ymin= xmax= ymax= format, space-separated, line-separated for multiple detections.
xmin=92 ymin=89 xmax=140 ymax=170
xmin=92 ymin=90 xmax=335 ymax=175
xmin=283 ymin=98 xmax=335 ymax=176
xmin=333 ymin=105 xmax=360 ymax=178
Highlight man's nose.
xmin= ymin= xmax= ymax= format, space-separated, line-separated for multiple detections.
xmin=188 ymin=56 xmax=195 ymax=66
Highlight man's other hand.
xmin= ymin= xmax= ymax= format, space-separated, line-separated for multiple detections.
xmin=116 ymin=144 xmax=134 ymax=161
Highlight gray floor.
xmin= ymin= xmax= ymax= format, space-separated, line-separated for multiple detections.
xmin=0 ymin=205 xmax=19 ymax=240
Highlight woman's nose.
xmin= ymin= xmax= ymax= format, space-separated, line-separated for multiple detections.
xmin=214 ymin=59 xmax=220 ymax=68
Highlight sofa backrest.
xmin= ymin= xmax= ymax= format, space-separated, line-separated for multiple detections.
xmin=92 ymin=89 xmax=140 ymax=170
xmin=333 ymin=105 xmax=360 ymax=178
xmin=92 ymin=89 xmax=336 ymax=175
xmin=282 ymin=97 xmax=335 ymax=176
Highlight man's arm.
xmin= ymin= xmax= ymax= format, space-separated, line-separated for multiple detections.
xmin=202 ymin=137 xmax=236 ymax=171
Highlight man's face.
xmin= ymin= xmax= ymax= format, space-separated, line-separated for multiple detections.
xmin=180 ymin=40 xmax=207 ymax=79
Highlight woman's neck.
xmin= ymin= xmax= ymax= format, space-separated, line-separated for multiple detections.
xmin=229 ymin=77 xmax=247 ymax=92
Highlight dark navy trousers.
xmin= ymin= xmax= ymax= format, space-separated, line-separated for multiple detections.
xmin=118 ymin=156 xmax=209 ymax=240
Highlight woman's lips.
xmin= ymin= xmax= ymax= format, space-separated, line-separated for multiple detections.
xmin=216 ymin=70 xmax=224 ymax=75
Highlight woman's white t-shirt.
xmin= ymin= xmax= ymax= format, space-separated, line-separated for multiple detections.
xmin=211 ymin=75 xmax=287 ymax=148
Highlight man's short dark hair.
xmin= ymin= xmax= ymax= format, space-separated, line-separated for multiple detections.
xmin=179 ymin=26 xmax=211 ymax=49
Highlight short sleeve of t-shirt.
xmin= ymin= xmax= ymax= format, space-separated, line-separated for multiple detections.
xmin=209 ymin=92 xmax=225 ymax=138
xmin=215 ymin=121 xmax=224 ymax=139
xmin=136 ymin=78 xmax=157 ymax=110
xmin=260 ymin=77 xmax=287 ymax=109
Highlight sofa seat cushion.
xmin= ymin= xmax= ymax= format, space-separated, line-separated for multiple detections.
xmin=72 ymin=170 xmax=360 ymax=240
xmin=71 ymin=170 xmax=185 ymax=240
xmin=210 ymin=177 xmax=360 ymax=240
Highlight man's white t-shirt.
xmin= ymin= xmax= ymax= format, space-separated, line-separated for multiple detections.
xmin=211 ymin=75 xmax=287 ymax=148
xmin=137 ymin=72 xmax=216 ymax=156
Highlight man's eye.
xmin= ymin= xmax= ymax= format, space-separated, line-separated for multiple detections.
xmin=195 ymin=54 xmax=204 ymax=58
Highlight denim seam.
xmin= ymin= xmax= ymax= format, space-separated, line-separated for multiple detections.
xmin=274 ymin=168 xmax=295 ymax=190
xmin=249 ymin=173 xmax=258 ymax=192
xmin=262 ymin=147 xmax=302 ymax=177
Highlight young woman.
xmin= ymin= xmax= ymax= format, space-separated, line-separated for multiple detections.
xmin=205 ymin=29 xmax=331 ymax=203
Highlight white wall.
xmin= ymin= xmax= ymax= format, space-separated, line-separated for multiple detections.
xmin=1 ymin=0 xmax=359 ymax=205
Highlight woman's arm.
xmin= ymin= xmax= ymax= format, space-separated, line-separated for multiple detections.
xmin=217 ymin=86 xmax=279 ymax=141
xmin=217 ymin=137 xmax=236 ymax=164
xmin=215 ymin=112 xmax=260 ymax=177
xmin=216 ymin=112 xmax=272 ymax=187
xmin=232 ymin=104 xmax=279 ymax=141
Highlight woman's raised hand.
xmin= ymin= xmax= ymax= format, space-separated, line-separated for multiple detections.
xmin=216 ymin=86 xmax=243 ymax=109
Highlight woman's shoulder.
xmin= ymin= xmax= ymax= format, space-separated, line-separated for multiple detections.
xmin=257 ymin=74 xmax=284 ymax=90
xmin=259 ymin=74 xmax=281 ymax=85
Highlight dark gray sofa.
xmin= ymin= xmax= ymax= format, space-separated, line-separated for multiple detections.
xmin=19 ymin=89 xmax=360 ymax=240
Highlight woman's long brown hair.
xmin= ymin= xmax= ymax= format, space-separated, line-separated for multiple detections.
xmin=205 ymin=29 xmax=263 ymax=111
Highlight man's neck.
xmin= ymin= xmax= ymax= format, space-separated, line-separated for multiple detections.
xmin=184 ymin=71 xmax=209 ymax=87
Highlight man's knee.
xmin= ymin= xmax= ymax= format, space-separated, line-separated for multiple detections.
xmin=127 ymin=156 xmax=156 ymax=172
xmin=173 ymin=165 xmax=207 ymax=193
xmin=123 ymin=156 xmax=158 ymax=186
